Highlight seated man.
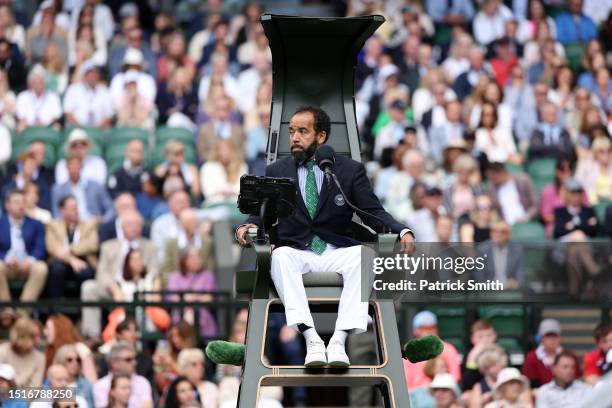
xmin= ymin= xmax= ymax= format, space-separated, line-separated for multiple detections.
xmin=51 ymin=155 xmax=114 ymax=223
xmin=81 ymin=210 xmax=157 ymax=339
xmin=0 ymin=190 xmax=48 ymax=305
xmin=236 ymin=106 xmax=414 ymax=367
xmin=93 ymin=341 xmax=153 ymax=408
xmin=45 ymin=195 xmax=98 ymax=298
xmin=475 ymin=220 xmax=525 ymax=289
xmin=536 ymin=351 xmax=592 ymax=407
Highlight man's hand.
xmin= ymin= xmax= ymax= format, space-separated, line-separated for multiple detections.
xmin=69 ymin=257 xmax=88 ymax=273
xmin=400 ymin=232 xmax=416 ymax=254
xmin=19 ymin=259 xmax=31 ymax=273
xmin=236 ymin=223 xmax=257 ymax=246
xmin=279 ymin=325 xmax=298 ymax=343
xmin=5 ymin=257 xmax=18 ymax=270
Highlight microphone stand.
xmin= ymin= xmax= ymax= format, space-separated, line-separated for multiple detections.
xmin=325 ymin=168 xmax=390 ymax=234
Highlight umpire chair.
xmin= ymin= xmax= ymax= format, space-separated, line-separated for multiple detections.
xmin=235 ymin=14 xmax=410 ymax=407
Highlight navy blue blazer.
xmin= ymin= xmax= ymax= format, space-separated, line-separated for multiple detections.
xmin=245 ymin=155 xmax=408 ymax=249
xmin=0 ymin=215 xmax=46 ymax=260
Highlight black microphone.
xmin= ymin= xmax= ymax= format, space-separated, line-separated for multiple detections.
xmin=315 ymin=145 xmax=335 ymax=189
xmin=315 ymin=145 xmax=390 ymax=234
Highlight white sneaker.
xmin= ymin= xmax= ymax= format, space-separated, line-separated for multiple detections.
xmin=304 ymin=338 xmax=327 ymax=367
xmin=326 ymin=340 xmax=350 ymax=367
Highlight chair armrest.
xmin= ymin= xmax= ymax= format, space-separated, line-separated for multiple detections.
xmin=377 ymin=233 xmax=398 ymax=258
xmin=234 ymin=228 xmax=273 ymax=299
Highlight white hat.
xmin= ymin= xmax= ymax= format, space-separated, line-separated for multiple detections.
xmin=123 ymin=48 xmax=144 ymax=66
xmin=123 ymin=70 xmax=140 ymax=84
xmin=538 ymin=319 xmax=561 ymax=337
xmin=39 ymin=0 xmax=54 ymax=11
xmin=429 ymin=373 xmax=460 ymax=398
xmin=119 ymin=2 xmax=139 ymax=18
xmin=79 ymin=60 xmax=98 ymax=77
xmin=493 ymin=367 xmax=528 ymax=394
xmin=67 ymin=128 xmax=91 ymax=146
xmin=379 ymin=64 xmax=399 ymax=81
xmin=0 ymin=364 xmax=15 ymax=381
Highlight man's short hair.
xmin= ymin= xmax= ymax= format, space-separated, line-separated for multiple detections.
xmin=471 ymin=319 xmax=494 ymax=334
xmin=294 ymin=105 xmax=331 ymax=142
xmin=58 ymin=195 xmax=76 ymax=209
xmin=107 ymin=341 xmax=135 ymax=365
xmin=487 ymin=162 xmax=506 ymax=173
xmin=553 ymin=350 xmax=577 ymax=366
xmin=594 ymin=323 xmax=612 ymax=342
xmin=116 ymin=318 xmax=137 ymax=335
xmin=4 ymin=189 xmax=24 ymax=203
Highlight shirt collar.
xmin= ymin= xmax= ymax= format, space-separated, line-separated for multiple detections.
xmin=8 ymin=216 xmax=23 ymax=228
xmin=553 ymin=379 xmax=574 ymax=390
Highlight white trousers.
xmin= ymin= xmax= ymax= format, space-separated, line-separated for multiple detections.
xmin=270 ymin=245 xmax=368 ymax=332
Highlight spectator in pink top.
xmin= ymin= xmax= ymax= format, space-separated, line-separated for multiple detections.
xmin=166 ymin=246 xmax=218 ymax=338
xmin=403 ymin=311 xmax=461 ymax=390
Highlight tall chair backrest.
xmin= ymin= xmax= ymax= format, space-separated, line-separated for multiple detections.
xmin=261 ymin=14 xmax=383 ymax=164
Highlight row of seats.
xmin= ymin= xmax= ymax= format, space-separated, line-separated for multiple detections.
xmin=10 ymin=126 xmax=197 ymax=173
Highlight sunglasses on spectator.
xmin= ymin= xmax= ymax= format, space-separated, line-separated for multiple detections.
xmin=65 ymin=356 xmax=81 ymax=364
xmin=476 ymin=204 xmax=491 ymax=210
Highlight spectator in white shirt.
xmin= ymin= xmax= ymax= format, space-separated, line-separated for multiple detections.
xmin=537 ymin=351 xmax=592 ymax=408
xmin=441 ymin=33 xmax=473 ymax=82
xmin=15 ymin=66 xmax=62 ymax=132
xmin=473 ymin=0 xmax=514 ymax=46
xmin=197 ymin=52 xmax=240 ymax=107
xmin=115 ymin=70 xmax=154 ymax=130
xmin=475 ymin=102 xmax=521 ymax=164
xmin=64 ymin=61 xmax=113 ymax=129
xmin=429 ymin=100 xmax=466 ymax=165
xmin=109 ymin=48 xmax=157 ymax=107
xmin=70 ymin=0 xmax=115 ymax=43
xmin=55 ymin=128 xmax=108 ymax=186
xmin=237 ymin=50 xmax=271 ymax=113
xmin=150 ymin=190 xmax=190 ymax=259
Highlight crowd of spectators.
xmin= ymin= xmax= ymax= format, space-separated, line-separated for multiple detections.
xmin=403 ymin=311 xmax=612 ymax=408
xmin=0 ymin=0 xmax=610 ymax=406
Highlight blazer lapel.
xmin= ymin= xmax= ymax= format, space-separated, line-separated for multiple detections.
xmin=314 ymin=162 xmax=336 ymax=218
xmin=290 ymin=160 xmax=309 ymax=217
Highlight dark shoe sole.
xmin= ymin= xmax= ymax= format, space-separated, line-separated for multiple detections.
xmin=305 ymin=360 xmax=327 ymax=368
xmin=328 ymin=360 xmax=350 ymax=368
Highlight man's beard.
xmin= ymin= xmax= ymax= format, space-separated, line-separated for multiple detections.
xmin=291 ymin=141 xmax=318 ymax=165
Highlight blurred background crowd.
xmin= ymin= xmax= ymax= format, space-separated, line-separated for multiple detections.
xmin=0 ymin=0 xmax=610 ymax=406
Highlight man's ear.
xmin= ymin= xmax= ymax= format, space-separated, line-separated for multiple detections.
xmin=316 ymin=131 xmax=327 ymax=145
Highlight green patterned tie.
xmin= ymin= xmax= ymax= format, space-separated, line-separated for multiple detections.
xmin=304 ymin=161 xmax=327 ymax=254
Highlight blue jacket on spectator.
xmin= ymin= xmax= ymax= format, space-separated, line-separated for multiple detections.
xmin=0 ymin=214 xmax=46 ymax=261
xmin=51 ymin=181 xmax=114 ymax=223
xmin=554 ymin=12 xmax=597 ymax=44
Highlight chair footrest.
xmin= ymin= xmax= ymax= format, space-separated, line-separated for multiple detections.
xmin=259 ymin=371 xmax=394 ymax=387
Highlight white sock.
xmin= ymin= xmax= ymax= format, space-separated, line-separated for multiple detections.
xmin=302 ymin=327 xmax=322 ymax=343
xmin=330 ymin=330 xmax=348 ymax=345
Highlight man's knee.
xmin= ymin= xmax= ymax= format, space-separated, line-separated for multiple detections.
xmin=29 ymin=262 xmax=48 ymax=280
xmin=49 ymin=261 xmax=67 ymax=276
xmin=81 ymin=279 xmax=102 ymax=300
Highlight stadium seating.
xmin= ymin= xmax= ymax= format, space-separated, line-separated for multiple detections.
xmin=527 ymin=158 xmax=557 ymax=193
